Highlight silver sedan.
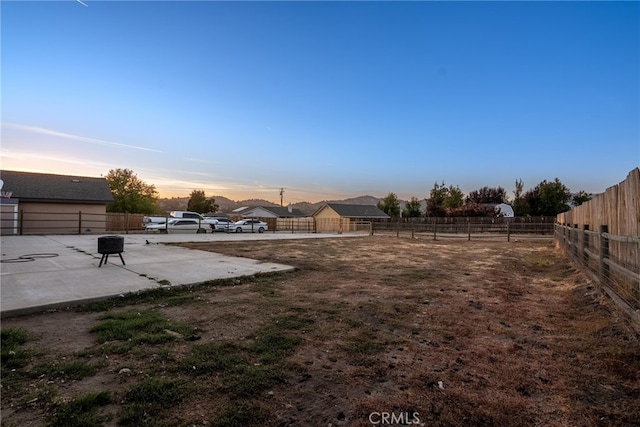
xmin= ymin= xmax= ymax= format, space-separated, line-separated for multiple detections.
xmin=145 ymin=218 xmax=209 ymax=233
xmin=233 ymin=219 xmax=268 ymax=233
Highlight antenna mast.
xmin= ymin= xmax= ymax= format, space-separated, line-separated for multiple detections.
xmin=279 ymin=188 xmax=285 ymax=207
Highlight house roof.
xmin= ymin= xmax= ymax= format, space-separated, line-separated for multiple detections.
xmin=0 ymin=170 xmax=114 ymax=204
xmin=316 ymin=203 xmax=390 ymax=219
xmin=237 ymin=206 xmax=305 ymax=218
xmin=261 ymin=206 xmax=305 ymax=217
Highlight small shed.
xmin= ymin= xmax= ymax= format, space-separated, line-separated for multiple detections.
xmin=313 ymin=203 xmax=389 ymax=232
xmin=0 ymin=170 xmax=114 ymax=234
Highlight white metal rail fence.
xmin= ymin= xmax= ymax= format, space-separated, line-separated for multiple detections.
xmin=555 ymin=223 xmax=640 ymax=327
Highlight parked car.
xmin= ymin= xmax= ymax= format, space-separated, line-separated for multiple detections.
xmin=212 ymin=217 xmax=236 ymax=232
xmin=143 ymin=211 xmax=217 ymax=230
xmin=233 ymin=219 xmax=268 ymax=233
xmin=145 ymin=218 xmax=209 ymax=233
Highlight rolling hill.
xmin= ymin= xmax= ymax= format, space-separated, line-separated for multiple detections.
xmin=156 ymin=195 xmax=388 ymax=216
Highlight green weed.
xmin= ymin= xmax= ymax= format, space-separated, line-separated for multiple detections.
xmin=90 ymin=309 xmax=195 ymax=348
xmin=341 ymin=329 xmax=386 ymax=355
xmin=223 ymin=364 xmax=284 ymax=397
xmin=182 ymin=341 xmax=285 ymax=397
xmin=182 ymin=342 xmax=247 ymax=374
xmin=79 ymin=287 xmax=192 ymax=312
xmin=125 ymin=377 xmax=185 ymax=405
xmin=210 ymin=401 xmax=273 ymax=426
xmin=118 ymin=378 xmax=185 ymax=425
xmin=32 ymin=360 xmax=100 ymax=381
xmin=1 ymin=327 xmax=32 ymax=370
xmin=118 ymin=403 xmax=155 ymax=426
xmin=181 ymin=313 xmax=312 ymax=398
xmin=252 ymin=331 xmax=301 ymax=364
xmin=96 ymin=341 xmax=134 ymax=355
xmin=270 ymin=312 xmax=314 ymax=330
xmin=48 ymin=391 xmax=111 ymax=427
xmin=157 ymin=346 xmax=174 ymax=362
xmin=251 ymin=313 xmax=312 ymax=363
xmin=164 ymin=294 xmax=196 ymax=306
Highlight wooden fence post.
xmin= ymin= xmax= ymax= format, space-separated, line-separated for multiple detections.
xmin=599 ymin=225 xmax=610 ymax=283
xmin=582 ymin=225 xmax=589 ymax=265
xmin=433 ymin=218 xmax=437 ymax=241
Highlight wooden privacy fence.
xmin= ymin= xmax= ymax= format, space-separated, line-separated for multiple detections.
xmin=314 ymin=218 xmax=372 ymax=234
xmin=275 ymin=217 xmax=316 ymax=233
xmin=556 ymin=168 xmax=640 ymax=327
xmin=106 ymin=213 xmax=147 ymax=233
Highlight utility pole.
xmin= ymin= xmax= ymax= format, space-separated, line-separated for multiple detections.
xmin=280 ymin=188 xmax=285 ymax=207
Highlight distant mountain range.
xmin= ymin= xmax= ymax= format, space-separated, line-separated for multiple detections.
xmin=157 ymin=195 xmax=386 ymax=216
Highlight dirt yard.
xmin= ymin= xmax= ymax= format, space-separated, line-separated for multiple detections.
xmin=2 ymin=235 xmax=639 ymax=426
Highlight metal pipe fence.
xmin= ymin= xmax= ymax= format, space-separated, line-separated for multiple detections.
xmin=0 ymin=211 xmax=147 ymax=235
xmin=372 ymin=218 xmax=555 ymax=241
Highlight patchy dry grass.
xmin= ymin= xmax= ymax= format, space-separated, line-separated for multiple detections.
xmin=1 ymin=236 xmax=639 ymax=426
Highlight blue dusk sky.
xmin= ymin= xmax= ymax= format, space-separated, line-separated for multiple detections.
xmin=1 ymin=1 xmax=638 ymax=203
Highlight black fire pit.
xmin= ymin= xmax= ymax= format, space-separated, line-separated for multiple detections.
xmin=97 ymin=235 xmax=126 ymax=267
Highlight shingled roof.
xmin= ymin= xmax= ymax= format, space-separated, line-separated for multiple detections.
xmin=317 ymin=203 xmax=390 ymax=219
xmin=257 ymin=206 xmax=306 ymax=217
xmin=234 ymin=206 xmax=306 ymax=218
xmin=0 ymin=170 xmax=114 ymax=204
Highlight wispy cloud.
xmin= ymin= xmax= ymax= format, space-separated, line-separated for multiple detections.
xmin=183 ymin=157 xmax=216 ymax=164
xmin=2 ymin=122 xmax=162 ymax=153
xmin=0 ymin=148 xmax=115 ymax=175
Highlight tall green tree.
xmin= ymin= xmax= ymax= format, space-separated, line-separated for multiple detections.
xmin=465 ymin=186 xmax=507 ymax=204
xmin=572 ymin=190 xmax=591 ymax=207
xmin=377 ymin=192 xmax=401 ymax=218
xmin=425 ymin=182 xmax=463 ymax=216
xmin=402 ymin=197 xmax=423 ymax=218
xmin=523 ymin=178 xmax=571 ymax=216
xmin=425 ymin=181 xmax=448 ymax=217
xmin=443 ymin=185 xmax=464 ymax=209
xmin=105 ymin=168 xmax=158 ymax=213
xmin=187 ymin=190 xmax=219 ymax=214
xmin=512 ymin=179 xmax=528 ymax=216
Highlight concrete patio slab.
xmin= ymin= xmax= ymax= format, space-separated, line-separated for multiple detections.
xmin=1 ymin=232 xmax=363 ymax=317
